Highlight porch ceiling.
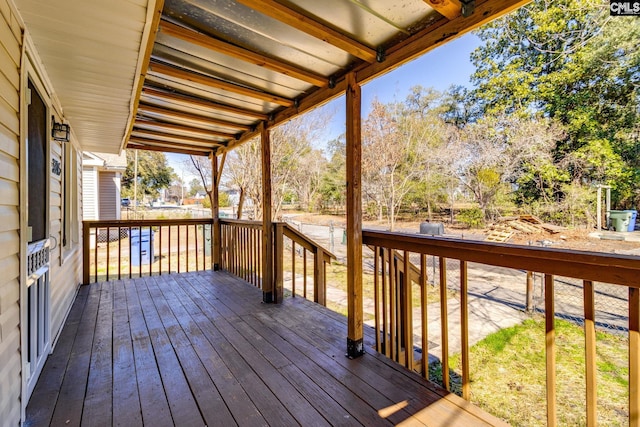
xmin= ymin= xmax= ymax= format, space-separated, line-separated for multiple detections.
xmin=14 ymin=0 xmax=156 ymax=154
xmin=14 ymin=0 xmax=531 ymax=156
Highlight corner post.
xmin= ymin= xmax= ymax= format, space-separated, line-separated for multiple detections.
xmin=82 ymin=221 xmax=90 ymax=284
xmin=211 ymin=152 xmax=221 ymax=270
xmin=314 ymin=248 xmax=326 ymax=306
xmin=273 ymin=223 xmax=284 ymax=303
xmin=346 ymin=72 xmax=364 ymax=358
xmin=261 ymin=123 xmax=275 ymax=303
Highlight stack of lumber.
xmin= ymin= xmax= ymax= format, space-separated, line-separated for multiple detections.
xmin=485 ymin=215 xmax=565 ymax=243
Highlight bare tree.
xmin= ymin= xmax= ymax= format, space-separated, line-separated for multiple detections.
xmin=223 ymin=106 xmax=333 ymax=220
xmin=455 ymin=114 xmax=563 ymax=219
xmin=184 ymin=155 xmax=214 ymax=215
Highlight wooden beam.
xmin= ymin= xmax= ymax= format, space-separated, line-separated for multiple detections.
xmin=235 ymin=0 xmax=377 ymax=62
xmin=225 ymin=0 xmax=529 ymax=154
xmin=122 ymin=0 xmax=165 ymax=152
xmin=360 ymin=0 xmax=530 ymax=84
xmin=128 ymin=137 xmax=216 ymax=155
xmin=148 ymin=62 xmax=294 ymax=107
xmin=138 ymin=103 xmax=251 ymax=131
xmin=345 ymin=72 xmax=363 ymax=358
xmin=260 ymin=123 xmax=274 ymax=303
xmin=217 ymin=151 xmax=227 ymax=183
xmin=142 ymin=86 xmax=268 ymax=120
xmin=130 ymin=129 xmax=226 ymax=147
xmin=127 ymin=141 xmax=211 ymax=157
xmin=423 ymin=0 xmax=461 ymax=20
xmin=159 ymin=20 xmax=327 ymax=87
xmin=134 ymin=119 xmax=237 ymax=140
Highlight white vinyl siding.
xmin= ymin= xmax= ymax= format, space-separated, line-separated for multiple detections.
xmin=82 ymin=167 xmax=98 ymax=220
xmin=98 ymin=171 xmax=118 ymax=220
xmin=0 ymin=0 xmax=21 ymax=424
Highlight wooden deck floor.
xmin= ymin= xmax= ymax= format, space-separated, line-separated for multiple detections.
xmin=25 ymin=271 xmax=507 ymax=426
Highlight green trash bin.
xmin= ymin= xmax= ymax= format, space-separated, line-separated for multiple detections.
xmin=609 ymin=210 xmax=633 ymax=232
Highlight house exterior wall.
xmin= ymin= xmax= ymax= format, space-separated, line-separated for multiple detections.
xmin=0 ymin=0 xmax=85 ymax=423
xmin=0 ymin=0 xmax=21 ymax=424
xmin=98 ymin=170 xmax=119 ymax=220
xmin=82 ymin=166 xmax=98 ymax=220
xmin=48 ymin=136 xmax=82 ymax=346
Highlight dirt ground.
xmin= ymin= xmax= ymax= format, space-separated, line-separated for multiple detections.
xmin=285 ymin=212 xmax=640 ymax=256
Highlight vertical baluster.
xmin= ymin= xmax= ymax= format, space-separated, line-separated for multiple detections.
xmin=630 ymin=287 xmax=640 ymax=427
xmin=403 ymin=250 xmax=413 ymax=370
xmin=186 ymin=223 xmax=190 ymax=273
xmin=137 ymin=227 xmax=142 ymax=278
xmin=292 ymin=241 xmax=296 ymax=297
xmin=159 ymin=225 xmax=163 ymax=275
xmin=94 ymin=228 xmax=99 ymax=283
xmin=128 ymin=226 xmax=132 ymax=279
xmin=117 ymin=226 xmax=122 ymax=280
xmin=460 ymin=260 xmax=470 ymax=400
xmin=583 ymin=280 xmax=596 ymax=427
xmin=439 ymin=257 xmax=449 ymax=391
xmin=374 ymin=246 xmax=380 ymax=353
xmin=545 ymin=274 xmax=557 ymax=426
xmin=303 ymin=250 xmax=308 ymax=299
xmin=149 ymin=226 xmax=153 ymax=277
xmin=389 ymin=249 xmax=397 ymax=362
xmin=168 ymin=226 xmax=172 ymax=274
xmin=195 ymin=224 xmax=199 ymax=272
xmin=420 ymin=254 xmax=428 ymax=378
xmin=381 ymin=248 xmax=389 ymax=358
xmin=254 ymin=227 xmax=258 ymax=284
xmin=106 ymin=226 xmax=110 ymax=281
xmin=245 ymin=226 xmax=249 ymax=280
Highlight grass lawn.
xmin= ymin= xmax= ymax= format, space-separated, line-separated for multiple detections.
xmin=430 ymin=318 xmax=629 ymax=426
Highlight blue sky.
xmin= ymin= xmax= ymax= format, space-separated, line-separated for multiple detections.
xmin=167 ymin=33 xmax=481 ymax=179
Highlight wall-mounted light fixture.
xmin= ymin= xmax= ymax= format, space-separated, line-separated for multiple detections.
xmin=51 ymin=116 xmax=70 ymax=142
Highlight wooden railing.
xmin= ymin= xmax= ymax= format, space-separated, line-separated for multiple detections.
xmin=362 ymin=229 xmax=640 ymax=426
xmin=83 ymin=219 xmax=214 ymax=284
xmin=220 ymin=219 xmax=335 ymax=305
xmin=282 ymin=223 xmax=336 ymax=305
xmin=220 ymin=219 xmax=263 ymax=286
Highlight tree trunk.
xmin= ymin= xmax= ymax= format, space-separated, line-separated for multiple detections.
xmin=237 ymin=188 xmax=245 ymax=219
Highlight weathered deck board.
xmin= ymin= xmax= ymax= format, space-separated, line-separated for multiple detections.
xmin=26 ymin=270 xmax=508 ymax=427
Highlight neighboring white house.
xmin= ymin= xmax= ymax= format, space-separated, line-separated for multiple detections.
xmin=82 ymin=151 xmax=127 ymax=221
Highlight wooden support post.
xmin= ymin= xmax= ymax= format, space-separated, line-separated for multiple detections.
xmin=630 ymin=287 xmax=640 ymax=427
xmin=211 ymin=152 xmax=221 ymax=270
xmin=273 ymin=223 xmax=284 ymax=303
xmin=314 ymin=248 xmax=326 ymax=306
xmin=545 ymin=274 xmax=557 ymax=427
xmin=261 ymin=123 xmax=275 ymax=303
xmin=346 ymin=72 xmax=364 ymax=358
xmin=583 ymin=281 xmax=597 ymax=427
xmin=82 ymin=222 xmax=90 ymax=284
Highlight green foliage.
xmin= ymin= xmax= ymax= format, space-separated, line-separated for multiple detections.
xmin=218 ymin=192 xmax=231 ymax=208
xmin=122 ymin=150 xmax=173 ymax=199
xmin=444 ymin=318 xmax=629 ymax=426
xmin=456 ymin=207 xmax=485 ymax=229
xmin=470 ymin=0 xmax=640 ymax=209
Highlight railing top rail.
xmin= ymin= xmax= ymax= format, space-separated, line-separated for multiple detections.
xmin=362 ymin=229 xmax=640 ymax=287
xmin=83 ymin=218 xmax=213 ymax=227
xmin=281 ymin=222 xmax=337 ymax=260
xmin=219 ymin=218 xmax=262 ymax=228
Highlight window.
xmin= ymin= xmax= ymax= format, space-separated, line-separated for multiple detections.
xmin=62 ymin=141 xmax=79 ymax=257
